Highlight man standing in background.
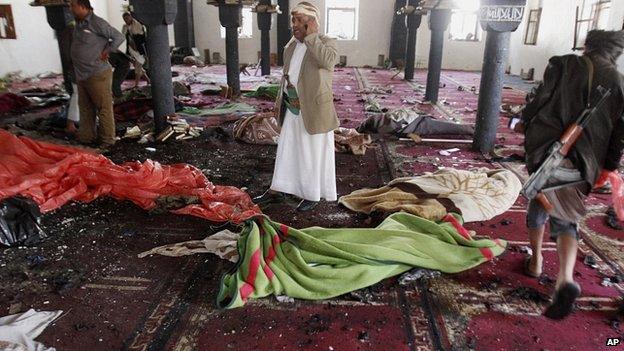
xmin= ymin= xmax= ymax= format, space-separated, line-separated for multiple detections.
xmin=69 ymin=0 xmax=124 ymax=149
xmin=122 ymin=12 xmax=150 ymax=87
xmin=254 ymin=2 xmax=340 ymax=212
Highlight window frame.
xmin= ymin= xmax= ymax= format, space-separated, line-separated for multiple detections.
xmin=325 ymin=1 xmax=359 ymax=41
xmin=523 ymin=8 xmax=541 ymax=45
xmin=0 ymin=5 xmax=17 ymax=40
xmin=573 ymin=0 xmax=611 ymax=51
xmin=591 ymin=0 xmax=611 ymax=30
xmin=448 ymin=9 xmax=480 ymax=42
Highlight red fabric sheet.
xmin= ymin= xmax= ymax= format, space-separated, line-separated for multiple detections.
xmin=0 ymin=129 xmax=261 ymax=223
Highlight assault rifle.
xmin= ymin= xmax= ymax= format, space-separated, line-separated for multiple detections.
xmin=522 ymin=86 xmax=612 ymax=211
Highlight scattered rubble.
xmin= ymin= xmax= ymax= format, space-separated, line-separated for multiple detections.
xmin=505 ymin=287 xmax=550 ymax=304
xmin=439 ymin=148 xmax=460 ymax=156
xmin=606 ymin=207 xmax=623 ymax=230
xmin=276 ymin=295 xmax=295 ymax=303
xmin=538 ymin=275 xmax=555 ymax=286
xmin=583 ymin=255 xmax=598 ymax=269
xmin=480 ymin=277 xmax=502 ymax=291
xmin=122 ymin=117 xmax=204 ymax=144
xmin=518 ymin=246 xmax=533 ymax=256
xmin=398 ymin=268 xmax=441 ymax=286
xmin=500 ymin=219 xmax=513 ymax=226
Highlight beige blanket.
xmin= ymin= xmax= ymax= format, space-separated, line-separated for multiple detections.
xmin=233 ymin=113 xmax=374 ymax=155
xmin=138 ymin=229 xmax=240 ymax=262
xmin=339 ymin=168 xmax=522 ymax=222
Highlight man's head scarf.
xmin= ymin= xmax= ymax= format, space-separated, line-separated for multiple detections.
xmin=585 ymin=30 xmax=624 ymax=63
xmin=291 ymin=1 xmax=320 ymax=23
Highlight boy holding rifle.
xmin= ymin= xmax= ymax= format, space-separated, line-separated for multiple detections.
xmin=517 ymin=30 xmax=624 ymax=320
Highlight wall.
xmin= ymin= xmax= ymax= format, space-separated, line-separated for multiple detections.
xmin=190 ymin=0 xmax=485 ymax=70
xmin=191 ymin=0 xmax=393 ymax=67
xmin=4 ymin=1 xmax=622 ymax=77
xmin=508 ymin=0 xmax=624 ymax=80
xmin=192 ymin=1 xmax=278 ymax=65
xmin=415 ymin=13 xmax=486 ymax=71
xmin=0 ymin=0 xmax=177 ymax=77
xmin=610 ymin=0 xmax=624 ymax=70
xmin=0 ymin=1 xmax=63 ymax=76
xmin=0 ymin=0 xmax=108 ymax=77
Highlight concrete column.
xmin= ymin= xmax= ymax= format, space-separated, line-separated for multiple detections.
xmin=130 ymin=0 xmax=178 ymax=133
xmin=277 ymin=0 xmax=290 ymax=66
xmin=424 ymin=9 xmax=451 ymax=102
xmin=257 ymin=0 xmax=272 ymax=76
xmin=174 ymin=0 xmax=195 ymax=48
xmin=389 ymin=0 xmax=407 ymax=67
xmin=473 ymin=31 xmax=511 ymax=153
xmin=219 ymin=4 xmax=242 ymax=96
xmin=472 ymin=0 xmax=527 ymax=153
xmin=146 ymin=24 xmax=176 ymax=133
xmin=403 ymin=0 xmax=422 ymax=81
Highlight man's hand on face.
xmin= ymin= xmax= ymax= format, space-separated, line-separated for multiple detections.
xmin=305 ymin=17 xmax=319 ymax=37
xmin=100 ymin=51 xmax=110 ymax=61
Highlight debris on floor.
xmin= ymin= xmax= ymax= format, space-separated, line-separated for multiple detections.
xmin=398 ymin=268 xmax=441 ymax=286
xmin=583 ymin=255 xmax=598 ymax=269
xmin=154 ymin=119 xmax=204 ymax=142
xmin=0 ymin=309 xmax=63 ymax=351
xmin=606 ymin=206 xmax=624 ymax=230
xmin=505 ymin=287 xmax=550 ymax=304
xmin=0 ymin=197 xmax=47 ymax=247
xmin=1 ymin=64 xmax=620 ymax=350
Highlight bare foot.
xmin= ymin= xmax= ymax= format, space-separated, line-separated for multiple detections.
xmin=524 ymin=255 xmax=543 ymax=277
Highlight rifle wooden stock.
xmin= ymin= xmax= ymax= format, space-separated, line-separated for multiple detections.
xmin=559 ymin=125 xmax=584 ymax=155
xmin=536 ymin=193 xmax=554 ymax=213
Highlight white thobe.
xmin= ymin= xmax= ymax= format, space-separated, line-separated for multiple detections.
xmin=68 ymin=83 xmax=80 ymax=123
xmin=270 ymin=41 xmax=337 ymax=202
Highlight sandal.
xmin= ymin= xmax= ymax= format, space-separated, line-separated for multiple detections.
xmin=523 ymin=256 xmax=541 ymax=278
xmin=543 ymin=282 xmax=581 ymax=320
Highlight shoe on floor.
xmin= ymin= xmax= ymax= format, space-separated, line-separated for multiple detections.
xmin=296 ymin=200 xmax=318 ymax=212
xmin=253 ymin=190 xmax=284 ymax=205
xmin=543 ymin=282 xmax=581 ymax=320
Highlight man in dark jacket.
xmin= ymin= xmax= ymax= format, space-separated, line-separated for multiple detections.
xmin=520 ymin=30 xmax=624 ymax=320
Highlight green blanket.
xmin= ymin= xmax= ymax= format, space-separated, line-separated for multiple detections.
xmin=243 ymin=85 xmax=280 ymax=100
xmin=181 ymin=102 xmax=256 ymax=116
xmin=217 ymin=212 xmax=506 ymax=308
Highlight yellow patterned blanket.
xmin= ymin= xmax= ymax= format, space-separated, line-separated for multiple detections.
xmin=339 ymin=168 xmax=522 ymax=222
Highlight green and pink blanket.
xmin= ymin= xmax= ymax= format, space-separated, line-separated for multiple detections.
xmin=217 ymin=212 xmax=505 ymax=308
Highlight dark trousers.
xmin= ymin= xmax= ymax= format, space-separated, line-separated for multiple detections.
xmin=109 ymin=52 xmax=131 ymax=98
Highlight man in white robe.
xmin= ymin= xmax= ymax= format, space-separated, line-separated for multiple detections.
xmin=254 ymin=2 xmax=340 ymax=212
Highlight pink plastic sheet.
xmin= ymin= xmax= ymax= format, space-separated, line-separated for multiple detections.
xmin=595 ymin=170 xmax=624 ymax=221
xmin=0 ymin=130 xmax=261 ymax=223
